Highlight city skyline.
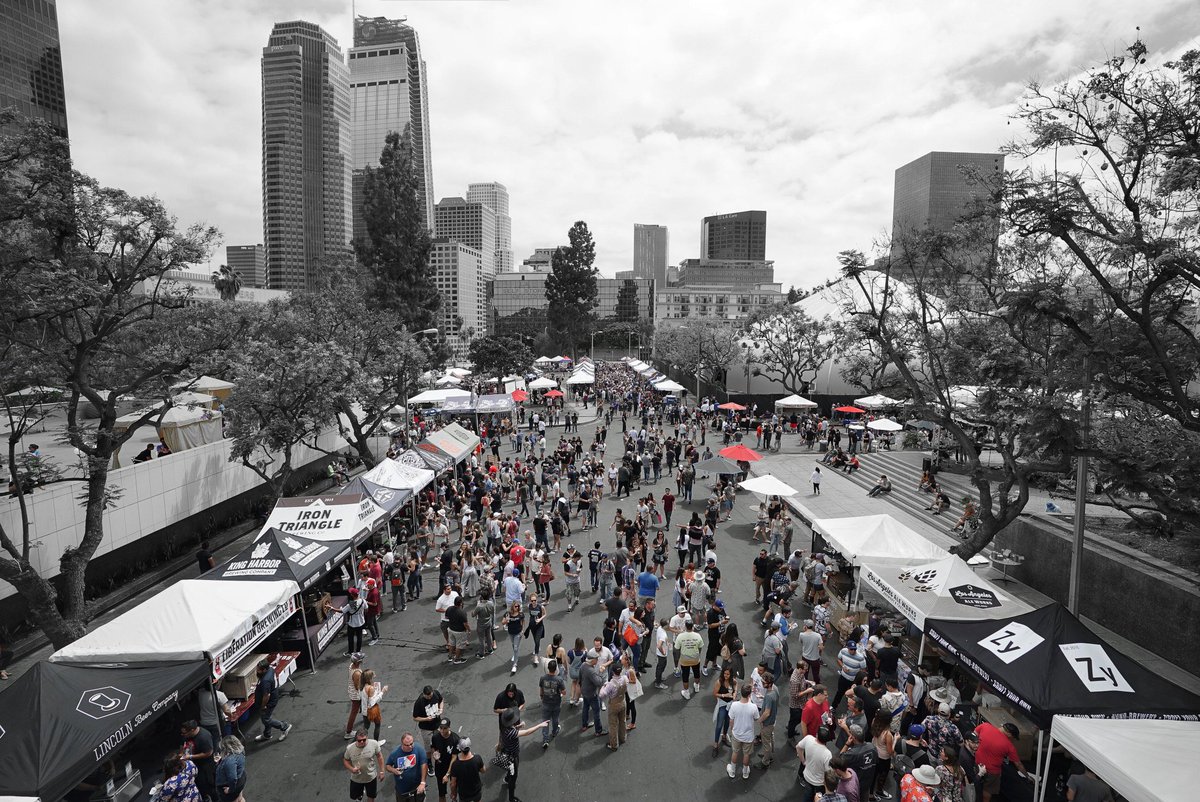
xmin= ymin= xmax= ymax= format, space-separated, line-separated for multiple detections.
xmin=52 ymin=1 xmax=1200 ymax=289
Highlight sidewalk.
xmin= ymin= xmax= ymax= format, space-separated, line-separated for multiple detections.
xmin=749 ymin=437 xmax=1200 ymax=694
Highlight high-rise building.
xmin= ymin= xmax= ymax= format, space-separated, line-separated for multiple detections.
xmin=633 ymin=224 xmax=669 ymax=287
xmin=467 ymin=182 xmax=514 ymax=274
xmin=520 ymin=248 xmax=556 ymax=273
xmin=701 ymin=211 xmax=766 ymax=260
xmin=430 ymin=239 xmax=484 ymax=362
xmin=654 ymin=257 xmax=781 ymax=323
xmin=226 ymin=244 xmax=267 ymax=289
xmin=491 ymin=274 xmax=653 ymax=338
xmin=261 ymin=21 xmax=352 ymax=292
xmin=434 ymin=197 xmax=496 ymax=278
xmin=351 ymin=16 xmax=434 ymax=231
xmin=0 ymin=0 xmax=68 ymax=139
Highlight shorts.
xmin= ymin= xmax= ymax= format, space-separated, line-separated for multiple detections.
xmin=350 ymin=778 xmax=378 ymax=800
xmin=449 ymin=629 xmax=469 ymax=649
xmin=730 ymin=736 xmax=753 ymax=760
xmin=439 ymin=621 xmax=450 ymax=638
xmin=981 ymin=770 xmax=1001 ymax=794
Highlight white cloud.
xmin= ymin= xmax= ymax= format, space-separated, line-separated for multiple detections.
xmin=58 ymin=0 xmax=1200 ymax=286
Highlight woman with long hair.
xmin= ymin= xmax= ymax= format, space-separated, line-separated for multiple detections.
xmin=566 ymin=637 xmax=587 ymax=706
xmin=651 ymin=530 xmax=668 ymax=578
xmin=710 ymin=666 xmax=738 ymax=757
xmin=936 ymin=744 xmax=968 ymax=802
xmin=543 ymin=632 xmax=569 ymax=674
xmin=215 ymin=736 xmax=246 ymax=802
xmin=343 ymin=653 xmax=365 ymax=740
xmin=358 ymin=669 xmax=389 ymax=741
xmin=524 ymin=593 xmax=547 ymax=665
xmin=502 ymin=601 xmax=524 ymax=675
xmin=157 ymin=753 xmax=201 ymax=802
xmin=720 ymin=623 xmax=747 ymax=681
xmin=871 ymin=711 xmax=896 ymax=799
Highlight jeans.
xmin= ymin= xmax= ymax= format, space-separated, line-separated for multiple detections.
xmin=407 ymin=572 xmax=422 ymax=598
xmin=832 ymin=674 xmax=855 ymax=712
xmin=786 ymin=706 xmax=804 ymax=739
xmin=365 ymin=611 xmax=379 ymax=641
xmin=655 ymin=654 xmax=668 ymax=684
xmin=260 ymin=704 xmax=287 ymax=737
xmin=581 ymin=697 xmax=603 ymax=733
xmin=541 ymin=706 xmax=561 ymax=743
xmin=346 ymin=625 xmax=363 ymax=654
xmin=509 ymin=633 xmax=522 ymax=665
xmin=599 ymin=577 xmax=615 ymax=600
xmin=714 ymin=703 xmax=730 ymax=743
xmin=392 ymin=585 xmax=405 ymax=612
xmin=768 ymin=532 xmax=782 ymax=555
xmin=589 ymin=568 xmax=599 ymax=593
xmin=478 ymin=623 xmax=494 ymax=655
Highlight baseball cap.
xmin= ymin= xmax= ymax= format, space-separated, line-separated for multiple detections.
xmin=938 ymin=702 xmax=952 ymax=716
xmin=908 ymin=724 xmax=926 ymax=737
xmin=713 ymin=600 xmax=724 ymax=609
xmin=847 ymin=640 xmax=858 ymax=649
xmin=512 ymin=568 xmax=520 ymax=575
xmin=706 ymin=557 xmax=715 ymax=563
xmin=438 ymin=718 xmax=451 ymax=729
xmin=347 ymin=587 xmax=359 ymax=596
xmin=458 ymin=737 xmax=472 ymax=753
xmin=677 ymin=605 xmax=687 ymax=613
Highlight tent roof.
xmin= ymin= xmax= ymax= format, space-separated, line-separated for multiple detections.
xmin=408 ymin=387 xmax=471 ymax=404
xmin=859 ymin=556 xmax=1031 ymax=630
xmin=926 ymin=604 xmax=1200 ymax=729
xmin=854 ymin=393 xmax=902 ymax=409
xmin=50 ymin=579 xmax=298 ymax=667
xmin=739 ymin=474 xmax=800 ymax=496
xmin=564 ymin=373 xmax=594 ymax=384
xmin=867 ymin=418 xmax=904 ymax=432
xmin=1050 ymin=717 xmax=1200 ymax=802
xmin=362 ymin=456 xmax=434 ymax=494
xmin=439 ymin=394 xmax=516 ymax=414
xmin=0 ymin=660 xmax=211 ymax=802
xmin=533 ymin=355 xmax=554 ymax=364
xmin=171 ymin=375 xmax=236 ymax=392
xmin=115 ymin=404 xmax=219 ymax=428
xmin=211 ymin=529 xmax=351 ymax=591
xmin=260 ymin=494 xmax=373 ymax=543
xmin=170 ymin=391 xmax=216 ymax=406
xmin=411 ymin=443 xmax=454 ymax=471
xmin=653 ymin=379 xmax=686 ymax=392
xmin=423 ymin=422 xmax=480 ymax=462
xmin=692 ymin=455 xmax=742 ymax=474
xmin=527 ymin=377 xmax=557 ymax=389
xmin=811 ymin=514 xmax=949 ymax=565
xmin=775 ymin=393 xmax=818 ymax=409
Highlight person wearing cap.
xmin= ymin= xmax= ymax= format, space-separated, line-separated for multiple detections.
xmin=921 ymin=701 xmax=963 ymax=768
xmin=900 ymin=764 xmax=942 ymax=802
xmin=429 ymin=717 xmax=460 ymax=802
xmin=447 ymin=737 xmax=486 ymax=802
xmin=344 ymin=726 xmax=385 ymax=802
xmin=974 ymin=720 xmax=1026 ymax=802
xmin=676 ymin=619 xmax=705 ymax=699
xmin=833 ymin=640 xmax=867 ymax=712
xmin=326 ymin=588 xmax=368 ymax=656
xmin=579 ymin=650 xmax=606 ymax=737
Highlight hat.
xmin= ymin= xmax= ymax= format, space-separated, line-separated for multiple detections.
xmin=365 ymin=578 xmax=376 ymax=588
xmin=349 ymin=652 xmax=365 ymax=663
xmin=908 ymin=724 xmax=926 ymax=737
xmin=713 ymin=600 xmax=724 ymax=609
xmin=677 ymin=605 xmax=687 ymax=613
xmin=846 ymin=640 xmax=858 ymax=649
xmin=912 ymin=765 xmax=941 ymax=786
xmin=438 ymin=718 xmax=451 ymax=729
xmin=500 ymin=709 xmax=520 ymax=728
xmin=458 ymin=737 xmax=472 ymax=753
xmin=929 ymin=686 xmax=952 ymax=705
xmin=803 ymin=619 xmax=814 ymax=628
xmin=512 ymin=568 xmax=521 ymax=576
xmin=347 ymin=587 xmax=359 ymax=596
xmin=938 ymin=702 xmax=952 ymax=716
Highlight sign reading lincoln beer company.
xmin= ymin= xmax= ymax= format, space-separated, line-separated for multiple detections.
xmin=260 ymin=495 xmax=367 ymax=541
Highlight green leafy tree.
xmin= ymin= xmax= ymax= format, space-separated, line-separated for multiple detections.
xmin=741 ymin=302 xmax=833 ymax=395
xmin=468 ymin=335 xmax=534 ymax=381
xmin=545 ymin=221 xmax=598 ymax=358
xmin=353 ymin=125 xmax=438 ymax=331
xmin=0 ymin=113 xmax=245 ymax=647
xmin=210 ymin=263 xmax=242 ymax=301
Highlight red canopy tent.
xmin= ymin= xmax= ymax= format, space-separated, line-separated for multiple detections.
xmin=834 ymin=405 xmax=866 ymax=414
xmin=511 ymin=389 xmax=528 ymax=402
xmin=717 ymin=402 xmax=746 ymax=411
xmin=719 ymin=444 xmax=762 ymax=462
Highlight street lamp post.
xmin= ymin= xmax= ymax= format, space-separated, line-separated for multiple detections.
xmin=590 ymin=331 xmax=596 ymax=363
xmin=403 ymin=327 xmax=440 ymax=446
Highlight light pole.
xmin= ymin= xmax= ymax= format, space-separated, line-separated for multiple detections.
xmin=590 ymin=331 xmax=596 ymax=363
xmin=403 ymin=328 xmax=440 ymax=445
xmin=627 ymin=330 xmax=640 ymax=359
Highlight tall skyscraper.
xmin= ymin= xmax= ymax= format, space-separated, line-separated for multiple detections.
xmin=226 ymin=244 xmax=267 ymax=289
xmin=701 ymin=211 xmax=766 ymax=261
xmin=351 ymin=16 xmax=434 ymax=231
xmin=435 ymin=197 xmax=496 ymax=335
xmin=467 ymin=182 xmax=514 ymax=274
xmin=890 ymin=151 xmax=1004 ymax=276
xmin=633 ymin=224 xmax=669 ymax=287
xmin=0 ymin=0 xmax=68 ymax=139
xmin=261 ymin=21 xmax=352 ymax=292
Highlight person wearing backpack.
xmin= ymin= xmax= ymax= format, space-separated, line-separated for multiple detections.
xmin=566 ymin=638 xmax=587 ymax=705
xmin=892 ymin=723 xmax=931 ymax=789
xmin=675 ymin=619 xmax=705 ymax=699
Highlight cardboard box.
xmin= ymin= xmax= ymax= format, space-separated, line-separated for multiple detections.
xmin=221 ymin=653 xmax=267 ymax=699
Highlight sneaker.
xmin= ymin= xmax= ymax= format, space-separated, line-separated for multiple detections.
xmin=726 ymin=763 xmax=736 ymax=778
xmin=453 ymin=658 xmax=467 ymax=664
xmin=654 ymin=682 xmax=668 ymax=690
xmin=601 ymin=702 xmax=607 ymax=711
xmin=701 ymin=666 xmax=710 ymax=677
xmin=475 ymin=653 xmax=486 ymax=659
xmin=693 ymin=682 xmax=700 ymax=693
xmin=674 ymin=668 xmax=681 ymax=678
xmin=879 ymin=793 xmax=893 ymax=800
xmin=378 ymin=739 xmax=386 ymax=747
xmin=278 ymin=724 xmax=292 ymax=741
xmin=343 ymin=732 xmax=354 ymax=740
xmin=542 ymin=742 xmax=549 ymax=750
xmin=742 ymin=765 xmax=750 ymax=779
xmin=532 ymin=655 xmax=539 ymax=665
xmin=368 ymin=639 xmax=380 ymax=646
xmin=510 ymin=664 xmax=517 ymax=674
xmin=681 ymin=689 xmax=692 ymax=700
xmin=253 ymin=734 xmax=270 ymax=742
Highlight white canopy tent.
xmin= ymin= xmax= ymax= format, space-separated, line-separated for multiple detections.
xmin=653 ymin=379 xmax=686 ymax=393
xmin=171 ymin=391 xmax=217 ymax=407
xmin=434 ymin=375 xmax=463 ymax=386
xmin=866 ymin=418 xmax=904 ymax=432
xmin=49 ymin=579 xmax=299 ymax=677
xmin=112 ymin=405 xmax=223 ymax=466
xmin=811 ymin=514 xmax=950 ymax=609
xmin=739 ymin=474 xmax=800 ymax=496
xmin=171 ymin=375 xmax=236 ymax=401
xmin=408 ymin=388 xmax=471 ymax=404
xmin=1046 ymin=717 xmax=1200 ymax=802
xmin=424 ymin=422 xmax=481 ymax=463
xmin=528 ymin=376 xmax=558 ymax=390
xmin=854 ymin=393 xmax=902 ymax=410
xmin=775 ymin=394 xmax=818 ymax=410
xmin=860 ymin=555 xmax=1031 ymax=660
xmin=533 ymin=356 xmax=554 ymax=365
xmin=445 ymin=367 xmax=472 ymax=377
xmin=564 ymin=373 xmax=594 ymax=385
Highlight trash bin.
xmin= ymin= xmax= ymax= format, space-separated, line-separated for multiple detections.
xmin=922 ymin=456 xmax=933 ymax=474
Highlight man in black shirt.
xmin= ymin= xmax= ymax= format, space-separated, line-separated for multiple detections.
xmin=180 ymin=720 xmax=215 ymax=801
xmin=446 ymin=596 xmax=471 ymax=664
xmin=587 ymin=542 xmax=602 ymax=592
xmin=448 ymin=738 xmax=487 ymax=802
xmin=412 ymin=686 xmax=444 ymax=754
xmin=852 ymin=678 xmax=883 ymax=726
xmin=430 ymin=718 xmax=460 ymax=802
xmin=752 ymin=550 xmax=774 ymax=603
xmin=196 ymin=541 xmax=215 ymax=574
xmin=703 ymin=557 xmax=722 ymax=591
xmin=875 ymin=635 xmax=902 ymax=680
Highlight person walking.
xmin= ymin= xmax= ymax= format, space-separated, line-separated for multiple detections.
xmin=711 ymin=666 xmax=737 ymax=757
xmin=384 ymin=733 xmax=427 ymax=801
xmin=676 ymin=619 xmax=705 ymax=699
xmin=344 ymin=653 xmax=366 ymax=740
xmin=726 ymin=686 xmax=760 ymax=780
xmin=447 ymin=738 xmax=487 ymax=802
xmin=502 ymin=601 xmax=524 ymax=675
xmin=758 ymin=672 xmax=780 ymax=769
xmin=537 ymin=658 xmax=567 ymax=748
xmin=251 ymin=660 xmax=291 ymax=744
xmin=343 ymin=728 xmax=384 ymax=802
xmin=566 ymin=637 xmax=588 ymax=705
xmin=430 ymin=718 xmax=461 ymax=802
xmin=474 ymin=590 xmax=496 ymax=659
xmin=214 ymin=736 xmax=246 ymax=802
xmin=524 ymin=593 xmax=547 ymax=666
xmin=496 ymin=709 xmax=548 ymax=802
xmin=810 ymin=467 xmax=822 ymax=495
xmin=832 ymin=640 xmax=866 ymax=712
xmin=785 ymin=660 xmax=817 ymax=744
xmin=411 ymin=685 xmax=445 ymax=756
xmin=446 ymin=596 xmax=471 ymax=665
xmin=359 ymin=669 xmax=389 ymax=742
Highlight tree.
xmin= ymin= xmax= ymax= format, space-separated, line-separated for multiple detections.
xmin=655 ymin=319 xmax=741 ymax=396
xmin=545 ymin=221 xmax=598 ymax=358
xmin=741 ymin=302 xmax=834 ymax=395
xmin=0 ymin=113 xmax=245 ymax=646
xmin=353 ymin=126 xmax=438 ymax=331
xmin=828 ymin=319 xmax=908 ymax=395
xmin=1002 ymin=40 xmax=1200 ymax=434
xmin=615 ymin=279 xmax=639 ymax=322
xmin=786 ymin=285 xmax=800 ymax=304
xmin=468 ymin=335 xmax=534 ymax=382
xmin=211 ymin=263 xmax=242 ymax=300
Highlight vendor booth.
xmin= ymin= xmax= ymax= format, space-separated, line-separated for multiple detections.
xmin=1046 ymin=717 xmax=1200 ymax=802
xmin=809 ymin=513 xmax=949 ymax=605
xmin=259 ymin=494 xmax=374 ymax=544
xmin=170 ymin=375 xmax=236 ymax=402
xmin=411 ymin=442 xmax=454 ymax=472
xmin=112 ymin=405 xmax=223 ymax=466
xmin=407 ymin=387 xmax=471 ymax=405
xmin=925 ymin=603 xmax=1200 ymax=799
xmin=422 ymin=422 xmax=480 ymax=464
xmin=527 ymin=376 xmax=557 ymax=391
xmin=0 ymin=660 xmax=211 ymax=802
xmin=775 ymin=393 xmax=818 ymax=410
xmin=652 ymin=378 xmax=686 ymax=393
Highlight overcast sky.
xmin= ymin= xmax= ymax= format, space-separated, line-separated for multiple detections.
xmin=58 ymin=0 xmax=1200 ymax=290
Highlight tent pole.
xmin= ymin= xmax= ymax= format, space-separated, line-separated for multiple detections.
xmin=1034 ymin=729 xmax=1045 ymax=801
xmin=917 ymin=633 xmax=925 ymax=664
xmin=299 ymin=595 xmax=318 ymax=675
xmin=1037 ymin=731 xmax=1055 ymax=802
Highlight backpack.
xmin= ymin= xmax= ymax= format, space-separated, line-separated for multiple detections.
xmin=568 ymin=650 xmax=584 ymax=680
xmin=893 ymin=740 xmax=926 ymax=780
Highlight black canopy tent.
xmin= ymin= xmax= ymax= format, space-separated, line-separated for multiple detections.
xmin=341 ymin=476 xmax=413 ymax=516
xmin=0 ymin=660 xmax=210 ymax=802
xmin=926 ymin=603 xmax=1200 ymax=798
xmin=210 ymin=529 xmax=355 ymax=670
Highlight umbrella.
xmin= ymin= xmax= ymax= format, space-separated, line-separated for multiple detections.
xmin=719 ymin=444 xmax=762 ymax=462
xmin=510 ymin=389 xmax=528 ymax=402
xmin=867 ymin=418 xmax=904 ymax=432
xmin=692 ymin=455 xmax=742 ymax=475
xmin=718 ymin=402 xmax=746 ymax=411
xmin=739 ymin=474 xmax=800 ymax=496
xmin=545 ymin=389 xmax=564 ymax=398
xmin=834 ymin=405 xmax=866 ymax=414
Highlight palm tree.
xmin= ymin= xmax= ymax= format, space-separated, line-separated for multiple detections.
xmin=211 ymin=264 xmax=242 ymax=301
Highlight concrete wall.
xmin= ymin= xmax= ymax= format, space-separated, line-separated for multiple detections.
xmin=994 ymin=518 xmax=1200 ymax=676
xmin=0 ymin=428 xmax=355 ymax=604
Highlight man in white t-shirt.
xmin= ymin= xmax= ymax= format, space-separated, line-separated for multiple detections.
xmin=668 ymin=606 xmax=689 ymax=678
xmin=434 ymin=584 xmax=460 ymax=658
xmin=796 ymin=726 xmax=833 ymax=802
xmin=653 ymin=618 xmax=671 ymax=689
xmin=726 ymin=686 xmax=761 ymax=780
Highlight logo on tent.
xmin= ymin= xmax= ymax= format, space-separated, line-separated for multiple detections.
xmin=77 ymin=686 xmax=132 ymax=720
xmin=949 ymin=585 xmax=1000 ymax=609
xmin=1059 ymin=643 xmax=1134 ymax=693
xmin=251 ymin=542 xmax=271 ymax=560
xmin=282 ymin=536 xmax=303 ymax=549
xmin=0 ymin=724 xmax=5 ymax=740
xmin=374 ymin=489 xmax=396 ymax=504
xmin=978 ymin=622 xmax=1044 ymax=664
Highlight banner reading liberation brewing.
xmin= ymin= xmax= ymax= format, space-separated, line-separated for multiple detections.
xmin=260 ymin=494 xmax=369 ymax=543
